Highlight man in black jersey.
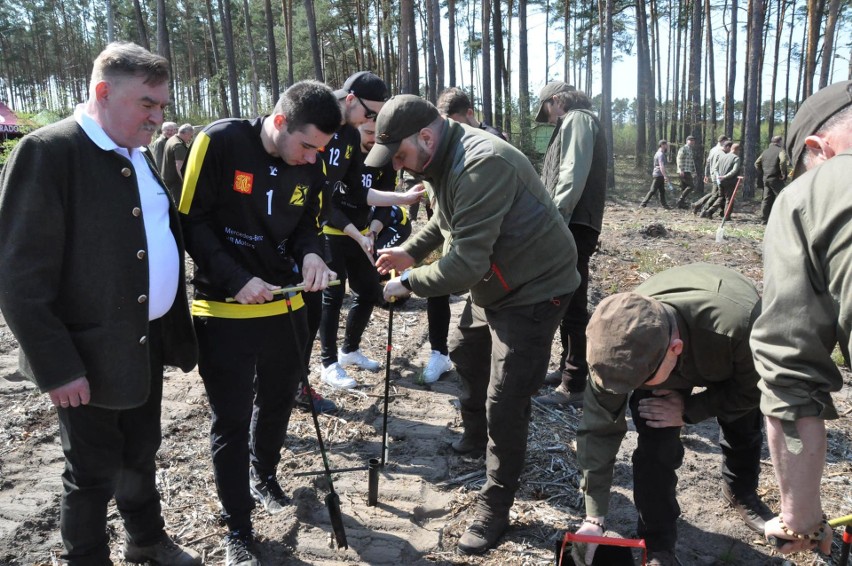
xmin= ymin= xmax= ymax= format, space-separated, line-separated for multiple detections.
xmin=179 ymin=81 xmax=340 ymax=566
xmin=359 ymin=122 xmax=412 ymax=255
xmin=317 ymin=72 xmax=422 ymax=389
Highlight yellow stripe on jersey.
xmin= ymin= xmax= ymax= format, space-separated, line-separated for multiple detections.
xmin=191 ymin=292 xmax=305 ymax=319
xmin=322 ymin=225 xmax=370 ymax=236
xmin=179 ymin=131 xmax=211 ymax=214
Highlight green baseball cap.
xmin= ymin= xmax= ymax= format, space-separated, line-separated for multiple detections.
xmin=364 ymin=95 xmax=440 ymax=168
xmin=787 ymin=80 xmax=852 ymax=178
xmin=534 ymin=81 xmax=576 ymax=123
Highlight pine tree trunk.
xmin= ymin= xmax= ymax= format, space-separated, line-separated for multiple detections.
xmin=263 ymin=0 xmax=279 ymax=103
xmin=304 ymin=0 xmax=323 ymax=81
xmin=219 ymin=0 xmax=241 ymax=117
xmin=242 ymin=0 xmax=260 ymax=116
xmin=482 ymin=0 xmax=493 ymax=123
xmin=518 ymin=0 xmax=531 ymax=152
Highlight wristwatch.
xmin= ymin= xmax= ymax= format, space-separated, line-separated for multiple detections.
xmin=399 ymin=270 xmax=412 ymax=291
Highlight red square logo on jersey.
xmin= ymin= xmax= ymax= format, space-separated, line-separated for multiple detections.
xmin=233 ymin=171 xmax=254 ymax=194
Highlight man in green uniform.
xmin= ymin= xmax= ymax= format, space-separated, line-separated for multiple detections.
xmin=532 ymin=81 xmax=607 ymax=408
xmin=754 ymin=135 xmax=789 ymax=223
xmin=751 ymin=79 xmax=852 ymax=556
xmin=573 ymin=263 xmax=772 ymax=566
xmin=370 ymin=95 xmax=579 ymax=555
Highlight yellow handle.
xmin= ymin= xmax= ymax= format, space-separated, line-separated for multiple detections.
xmin=829 ymin=514 xmax=852 ymax=528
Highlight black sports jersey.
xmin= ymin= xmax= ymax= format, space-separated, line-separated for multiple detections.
xmin=179 ymin=117 xmax=325 ymax=318
xmin=322 ymin=123 xmax=370 ymax=232
xmin=365 ymin=159 xmax=400 ymax=230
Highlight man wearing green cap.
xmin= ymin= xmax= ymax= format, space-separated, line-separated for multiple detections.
xmin=754 ymin=135 xmax=789 ymax=224
xmin=573 ymin=263 xmax=771 ymax=566
xmin=369 ymin=94 xmax=579 ymax=554
xmin=532 ymin=82 xmax=607 ymax=409
xmin=751 ymin=79 xmax=852 ymax=556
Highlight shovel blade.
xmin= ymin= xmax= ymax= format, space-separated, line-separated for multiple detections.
xmin=325 ymin=492 xmax=348 ymax=549
xmin=715 ymin=227 xmax=725 ymax=243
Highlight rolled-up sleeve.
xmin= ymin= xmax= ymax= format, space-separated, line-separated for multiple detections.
xmin=751 ymin=176 xmax=844 ymax=422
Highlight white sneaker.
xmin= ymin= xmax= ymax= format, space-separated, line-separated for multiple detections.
xmin=320 ymin=362 xmax=357 ymax=389
xmin=421 ymin=350 xmax=453 ymax=384
xmin=338 ymin=349 xmax=381 ymax=371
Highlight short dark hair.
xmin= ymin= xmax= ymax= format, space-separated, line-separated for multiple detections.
xmin=717 ymin=134 xmax=729 ymax=143
xmin=723 ymin=140 xmax=733 ymax=148
xmin=552 ymin=89 xmax=593 ymax=112
xmin=436 ymin=87 xmax=473 ymax=117
xmin=659 ymin=139 xmax=668 ymax=147
xmin=90 ymin=42 xmax=169 ymax=94
xmin=274 ymin=80 xmax=341 ymax=135
xmin=771 ymin=135 xmax=783 ymax=144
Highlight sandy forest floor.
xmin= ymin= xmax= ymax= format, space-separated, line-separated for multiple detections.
xmin=1 ymin=161 xmax=851 ymax=566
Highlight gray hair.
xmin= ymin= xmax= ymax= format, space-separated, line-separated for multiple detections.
xmin=89 ymin=42 xmax=169 ymax=96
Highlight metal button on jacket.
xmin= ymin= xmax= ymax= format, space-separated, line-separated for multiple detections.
xmin=121 ymin=167 xmax=132 ymax=177
xmin=132 ymin=207 xmax=142 ymax=217
xmin=139 ymin=335 xmax=147 ymax=345
xmin=137 ymin=294 xmax=148 ymax=303
xmin=137 ymin=250 xmax=146 ymax=260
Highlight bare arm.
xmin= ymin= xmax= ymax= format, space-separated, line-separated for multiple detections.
xmin=367 ymin=185 xmax=425 ymax=207
xmin=764 ymin=415 xmax=831 ymax=554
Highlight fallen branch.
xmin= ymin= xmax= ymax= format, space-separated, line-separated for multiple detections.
xmin=439 ymin=469 xmax=485 ymax=487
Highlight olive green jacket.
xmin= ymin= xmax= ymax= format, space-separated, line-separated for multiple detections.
xmin=752 ymin=149 xmax=852 ymax=422
xmin=403 ymin=120 xmax=580 ymax=308
xmin=577 ymin=263 xmax=761 ymax=517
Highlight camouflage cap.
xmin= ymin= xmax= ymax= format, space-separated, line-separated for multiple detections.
xmin=787 ymin=80 xmax=852 ymax=178
xmin=586 ymin=292 xmax=672 ymax=394
xmin=364 ymin=95 xmax=440 ymax=168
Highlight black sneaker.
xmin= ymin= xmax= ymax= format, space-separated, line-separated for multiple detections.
xmin=225 ymin=530 xmax=260 ymax=566
xmin=295 ymin=385 xmax=338 ymax=413
xmin=249 ymin=469 xmax=291 ymax=515
xmin=457 ymin=503 xmax=510 ymax=555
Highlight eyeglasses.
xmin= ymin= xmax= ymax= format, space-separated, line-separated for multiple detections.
xmin=355 ymin=96 xmax=378 ymax=120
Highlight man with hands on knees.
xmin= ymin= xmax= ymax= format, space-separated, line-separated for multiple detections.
xmin=574 ymin=263 xmax=772 ymax=566
xmin=371 ymin=94 xmax=578 ymax=555
xmin=179 ymin=80 xmax=340 ymax=565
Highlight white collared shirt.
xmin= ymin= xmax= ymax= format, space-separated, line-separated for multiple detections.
xmin=75 ymin=105 xmax=180 ymax=321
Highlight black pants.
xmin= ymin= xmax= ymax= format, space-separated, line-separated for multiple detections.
xmin=374 ymin=206 xmax=412 ymax=252
xmin=427 ymin=295 xmax=451 ymax=355
xmin=707 ymin=180 xmax=738 ymax=219
xmin=448 ymin=295 xmax=570 ymax=513
xmin=58 ymin=320 xmax=166 ymax=565
xmin=556 ymin=224 xmax=599 ymax=393
xmin=641 ymin=176 xmax=668 ymax=207
xmin=676 ymin=172 xmax=694 ymax=207
xmin=630 ymin=389 xmax=763 ymax=552
xmin=303 ymin=287 xmax=323 ymax=369
xmin=761 ymin=179 xmax=784 ymax=223
xmin=320 ymin=234 xmax=382 ymax=366
xmin=195 ymin=311 xmax=303 ymax=533
xmin=408 ymin=199 xmax=433 ymax=222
